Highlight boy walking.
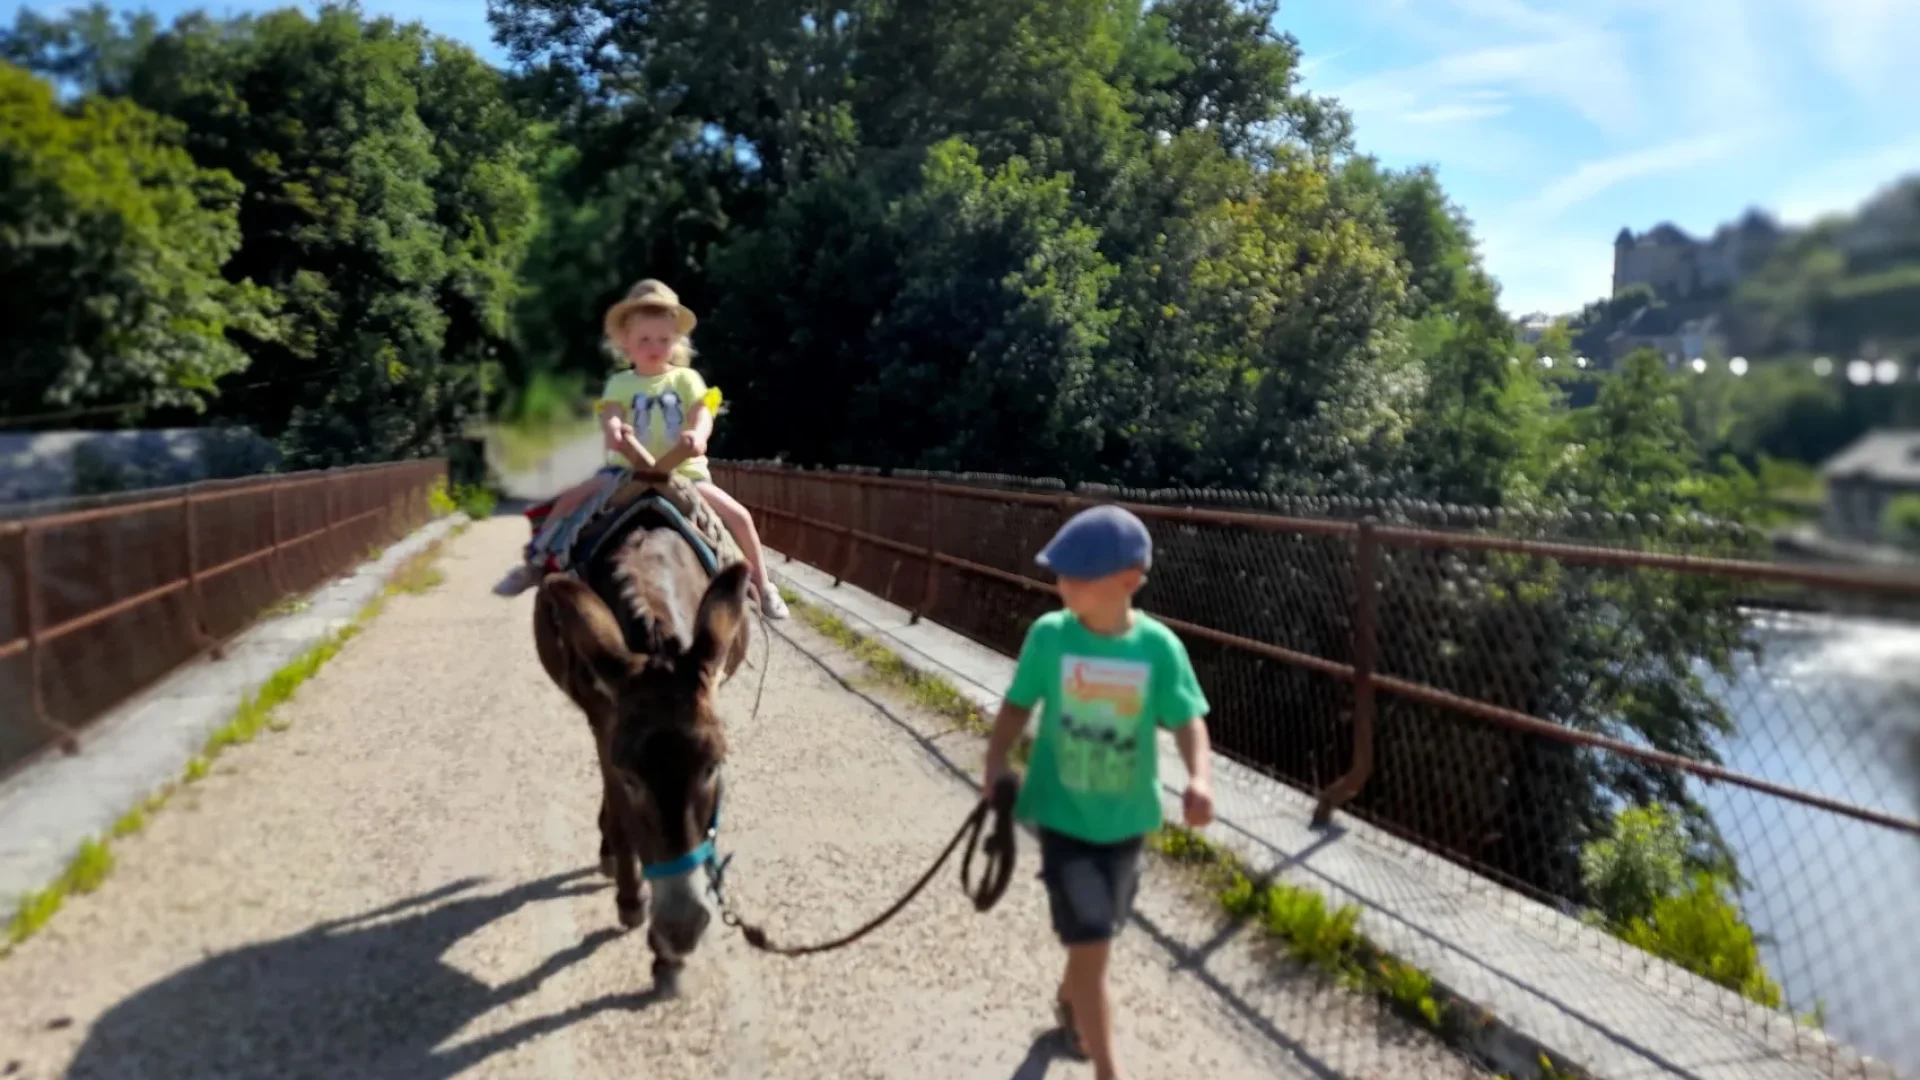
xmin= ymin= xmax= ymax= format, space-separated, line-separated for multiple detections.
xmin=983 ymin=505 xmax=1215 ymax=1080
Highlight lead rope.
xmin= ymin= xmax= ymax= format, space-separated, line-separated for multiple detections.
xmin=711 ymin=770 xmax=1019 ymax=958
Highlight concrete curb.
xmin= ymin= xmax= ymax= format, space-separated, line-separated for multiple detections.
xmin=0 ymin=513 xmax=470 ymax=912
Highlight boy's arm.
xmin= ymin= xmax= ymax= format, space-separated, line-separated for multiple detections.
xmin=1174 ymin=718 xmax=1212 ymax=788
xmin=983 ymin=701 xmax=1031 ymax=788
xmin=988 ymin=620 xmax=1052 ymax=788
xmin=1175 ymin=717 xmax=1214 ymax=826
xmin=1158 ymin=631 xmax=1214 ymax=825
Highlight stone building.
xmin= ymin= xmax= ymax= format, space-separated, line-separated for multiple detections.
xmin=1612 ymin=210 xmax=1785 ymax=299
xmin=1822 ymin=430 xmax=1920 ymax=545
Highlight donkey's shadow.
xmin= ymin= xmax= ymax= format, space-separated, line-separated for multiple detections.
xmin=64 ymin=869 xmax=658 ymax=1079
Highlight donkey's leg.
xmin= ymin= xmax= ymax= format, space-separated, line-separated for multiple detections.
xmin=597 ymin=793 xmax=616 ymax=878
xmin=648 ymin=928 xmax=686 ymax=997
xmin=602 ymin=772 xmax=646 ymax=931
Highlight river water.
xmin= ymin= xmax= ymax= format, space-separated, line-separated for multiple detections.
xmin=1697 ymin=612 xmax=1920 ymax=1073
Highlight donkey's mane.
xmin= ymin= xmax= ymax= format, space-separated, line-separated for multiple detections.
xmin=596 ymin=521 xmax=701 ymax=660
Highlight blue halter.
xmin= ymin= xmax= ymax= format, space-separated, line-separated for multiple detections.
xmin=640 ymin=783 xmax=726 ymax=882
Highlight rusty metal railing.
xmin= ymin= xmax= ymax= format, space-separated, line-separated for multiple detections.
xmin=0 ymin=459 xmax=446 ymax=780
xmin=713 ymin=462 xmax=1920 ymax=833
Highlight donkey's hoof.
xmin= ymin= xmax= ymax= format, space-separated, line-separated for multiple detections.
xmin=651 ymin=960 xmax=682 ymax=998
xmin=617 ymin=899 xmax=645 ymax=931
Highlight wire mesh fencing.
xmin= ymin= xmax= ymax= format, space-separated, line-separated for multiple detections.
xmin=714 ymin=459 xmax=1920 ymax=1080
xmin=0 ymin=459 xmax=447 ymax=780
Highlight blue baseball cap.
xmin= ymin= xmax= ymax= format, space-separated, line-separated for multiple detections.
xmin=1036 ymin=504 xmax=1153 ymax=580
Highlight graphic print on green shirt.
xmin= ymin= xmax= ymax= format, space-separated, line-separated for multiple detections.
xmin=1005 ymin=610 xmax=1209 ymax=845
xmin=599 ymin=367 xmax=712 ymax=481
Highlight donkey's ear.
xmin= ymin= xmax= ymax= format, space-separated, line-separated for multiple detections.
xmin=537 ymin=576 xmax=633 ymax=699
xmin=688 ymin=562 xmax=751 ymax=682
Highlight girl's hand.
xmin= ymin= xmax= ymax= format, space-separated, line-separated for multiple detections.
xmin=601 ymin=413 xmax=626 ymax=449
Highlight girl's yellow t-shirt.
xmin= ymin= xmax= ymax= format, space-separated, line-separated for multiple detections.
xmin=599 ymin=366 xmax=713 ymax=482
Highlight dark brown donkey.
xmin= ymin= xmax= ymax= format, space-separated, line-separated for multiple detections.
xmin=532 ymin=513 xmax=750 ymax=993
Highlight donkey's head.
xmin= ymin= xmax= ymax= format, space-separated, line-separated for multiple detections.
xmin=541 ymin=561 xmax=750 ymax=959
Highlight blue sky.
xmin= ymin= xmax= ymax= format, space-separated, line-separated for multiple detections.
xmin=1284 ymin=0 xmax=1920 ymax=314
xmin=15 ymin=0 xmax=1920 ymax=316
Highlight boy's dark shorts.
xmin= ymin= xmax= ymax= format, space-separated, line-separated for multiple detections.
xmin=1037 ymin=828 xmax=1145 ymax=946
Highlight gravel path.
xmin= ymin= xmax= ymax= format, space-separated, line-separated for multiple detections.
xmin=0 ymin=517 xmax=1487 ymax=1080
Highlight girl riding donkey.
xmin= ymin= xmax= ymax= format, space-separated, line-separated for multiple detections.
xmin=493 ymin=279 xmax=790 ymax=620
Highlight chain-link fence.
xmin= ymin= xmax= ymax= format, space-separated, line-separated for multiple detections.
xmin=0 ymin=459 xmax=446 ymax=780
xmin=714 ymin=460 xmax=1920 ymax=1079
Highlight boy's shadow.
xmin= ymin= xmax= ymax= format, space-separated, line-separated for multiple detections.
xmin=64 ymin=869 xmax=658 ymax=1079
xmin=1006 ymin=1030 xmax=1077 ymax=1079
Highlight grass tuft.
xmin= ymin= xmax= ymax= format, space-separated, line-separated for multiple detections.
xmin=384 ymin=541 xmax=448 ymax=596
xmin=1148 ymin=826 xmax=1586 ymax=1076
xmin=1 ymin=527 xmax=462 ymax=958
xmin=781 ymin=587 xmax=1032 ymax=764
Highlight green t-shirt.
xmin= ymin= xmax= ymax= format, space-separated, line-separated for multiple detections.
xmin=599 ymin=367 xmax=712 ymax=482
xmin=1005 ymin=610 xmax=1209 ymax=844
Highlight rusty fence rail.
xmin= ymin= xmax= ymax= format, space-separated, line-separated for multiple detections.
xmin=0 ymin=458 xmax=446 ymax=780
xmin=714 ymin=460 xmax=1920 ymax=1077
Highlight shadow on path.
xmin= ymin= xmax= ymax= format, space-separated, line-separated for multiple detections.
xmin=64 ymin=869 xmax=652 ymax=1080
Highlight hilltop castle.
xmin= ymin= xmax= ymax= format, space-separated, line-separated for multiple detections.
xmin=1611 ymin=210 xmax=1785 ymax=299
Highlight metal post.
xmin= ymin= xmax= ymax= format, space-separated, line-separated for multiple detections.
xmin=324 ymin=469 xmax=339 ymax=577
xmin=834 ymin=480 xmax=864 ymax=587
xmin=267 ymin=481 xmax=288 ymax=597
xmin=781 ymin=469 xmax=794 ymax=562
xmin=22 ymin=525 xmax=78 ymax=754
xmin=183 ymin=488 xmax=217 ymax=656
xmin=383 ymin=465 xmax=396 ymax=540
xmin=1313 ymin=518 xmax=1380 ymax=827
xmin=912 ymin=477 xmax=940 ymax=625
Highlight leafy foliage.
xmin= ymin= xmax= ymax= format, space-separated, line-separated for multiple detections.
xmin=1581 ymin=803 xmax=1782 ymax=1009
xmin=1620 ymin=875 xmax=1784 ymax=1008
xmin=1 ymin=59 xmax=275 ymax=425
xmin=3 ymin=5 xmax=542 ymax=464
xmin=1882 ymin=494 xmax=1920 ymax=550
xmin=1580 ymin=803 xmax=1690 ymax=927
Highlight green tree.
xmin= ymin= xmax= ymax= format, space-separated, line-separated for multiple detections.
xmin=1620 ymin=875 xmax=1784 ymax=1008
xmin=0 ymin=60 xmax=274 ymax=426
xmin=1882 ymin=493 xmax=1920 ymax=549
xmin=5 ymin=5 xmax=541 ymax=464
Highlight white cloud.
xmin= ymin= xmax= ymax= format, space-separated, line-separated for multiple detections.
xmin=1293 ymin=0 xmax=1920 ymax=310
xmin=1521 ymin=129 xmax=1760 ymax=217
xmin=1399 ymin=101 xmax=1512 ymax=125
xmin=1791 ymin=0 xmax=1920 ymax=102
xmin=1333 ymin=33 xmax=1642 ymax=141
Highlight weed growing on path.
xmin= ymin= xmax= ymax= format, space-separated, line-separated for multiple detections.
xmin=1147 ymin=826 xmax=1592 ymax=1079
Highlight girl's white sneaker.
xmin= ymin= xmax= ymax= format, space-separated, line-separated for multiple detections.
xmin=492 ymin=562 xmax=542 ymax=597
xmin=760 ymin=588 xmax=790 ymax=620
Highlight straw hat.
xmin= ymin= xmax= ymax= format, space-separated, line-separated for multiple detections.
xmin=603 ymin=279 xmax=697 ymax=340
